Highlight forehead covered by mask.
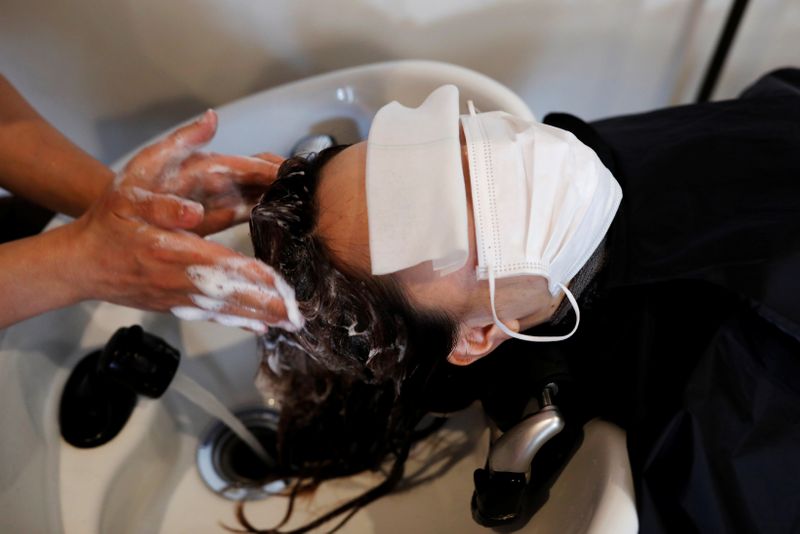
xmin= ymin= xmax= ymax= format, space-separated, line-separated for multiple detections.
xmin=366 ymin=85 xmax=469 ymax=276
xmin=366 ymin=85 xmax=622 ymax=343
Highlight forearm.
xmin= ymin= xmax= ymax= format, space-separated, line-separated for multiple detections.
xmin=0 ymin=111 xmax=294 ymax=332
xmin=0 ymin=222 xmax=84 ymax=328
xmin=0 ymin=75 xmax=113 ymax=217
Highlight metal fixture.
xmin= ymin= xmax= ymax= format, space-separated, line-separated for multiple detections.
xmin=487 ymin=383 xmax=564 ymax=474
xmin=196 ymin=408 xmax=289 ymax=501
xmin=290 ymin=134 xmax=337 ymax=157
xmin=472 ymin=383 xmax=566 ymax=526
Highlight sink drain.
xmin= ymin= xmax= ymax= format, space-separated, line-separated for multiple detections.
xmin=196 ymin=408 xmax=289 ymax=501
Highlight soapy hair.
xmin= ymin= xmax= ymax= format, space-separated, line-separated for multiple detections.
xmin=242 ymin=146 xmax=457 ymax=533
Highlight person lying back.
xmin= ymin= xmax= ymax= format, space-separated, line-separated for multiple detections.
xmin=247 ymin=70 xmax=800 ymax=533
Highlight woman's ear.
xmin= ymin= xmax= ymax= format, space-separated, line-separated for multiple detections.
xmin=447 ymin=321 xmax=516 ymax=366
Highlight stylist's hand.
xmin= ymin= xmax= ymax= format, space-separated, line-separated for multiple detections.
xmin=66 ymin=110 xmax=302 ymax=333
xmin=122 ymin=111 xmax=285 ymax=236
xmin=149 ymin=148 xmax=285 ymax=237
xmin=167 ymin=149 xmax=284 ymax=236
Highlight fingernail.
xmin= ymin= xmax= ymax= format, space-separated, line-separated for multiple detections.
xmin=234 ymin=203 xmax=252 ymax=220
xmin=180 ymin=200 xmax=204 ymax=222
xmin=194 ymin=109 xmax=213 ymax=126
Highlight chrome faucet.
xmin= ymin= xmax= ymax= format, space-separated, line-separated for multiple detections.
xmin=472 ymin=383 xmax=567 ymax=526
xmin=488 ymin=383 xmax=564 ymax=475
xmin=290 ymin=133 xmax=336 ymax=157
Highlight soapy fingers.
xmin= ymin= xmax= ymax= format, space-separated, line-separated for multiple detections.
xmin=176 ymin=153 xmax=281 ymax=192
xmin=71 ymin=207 xmax=300 ymax=333
xmin=68 ymin=112 xmax=303 ymax=333
xmin=144 ymin=228 xmax=301 ymax=331
xmin=252 ymin=152 xmax=285 ymax=166
xmin=171 ymin=293 xmax=290 ymax=334
xmin=170 ymin=291 xmax=291 ymax=334
xmin=180 ymin=254 xmax=301 ymax=331
xmin=115 ymin=109 xmax=284 ymax=236
xmin=119 ymin=186 xmax=205 ymax=230
xmin=161 ymin=152 xmax=283 ymax=235
xmin=121 ymin=110 xmax=218 ymax=188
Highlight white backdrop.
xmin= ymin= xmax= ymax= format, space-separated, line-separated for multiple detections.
xmin=1 ymin=0 xmax=798 ymax=165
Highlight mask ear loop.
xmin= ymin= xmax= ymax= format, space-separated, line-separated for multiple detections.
xmin=488 ymin=268 xmax=581 ymax=343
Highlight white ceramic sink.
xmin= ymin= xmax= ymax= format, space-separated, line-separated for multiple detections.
xmin=0 ymin=60 xmax=637 ymax=534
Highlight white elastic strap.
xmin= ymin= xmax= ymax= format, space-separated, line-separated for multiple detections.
xmin=488 ymin=268 xmax=581 ymax=343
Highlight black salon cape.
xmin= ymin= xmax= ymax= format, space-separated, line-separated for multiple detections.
xmin=435 ymin=69 xmax=800 ymax=534
xmin=545 ymin=69 xmax=800 ymax=534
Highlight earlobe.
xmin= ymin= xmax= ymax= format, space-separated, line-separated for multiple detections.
xmin=446 ymin=322 xmax=516 ymax=366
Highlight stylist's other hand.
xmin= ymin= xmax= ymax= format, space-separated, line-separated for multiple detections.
xmin=67 ymin=111 xmax=303 ymax=333
xmin=173 ymin=150 xmax=284 ymax=236
xmin=122 ymin=110 xmax=284 ymax=236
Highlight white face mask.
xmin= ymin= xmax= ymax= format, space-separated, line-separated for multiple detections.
xmin=367 ymin=86 xmax=622 ymax=344
xmin=460 ymin=101 xmax=622 ymax=342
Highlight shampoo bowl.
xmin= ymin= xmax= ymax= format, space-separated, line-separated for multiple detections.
xmin=0 ymin=60 xmax=636 ymax=534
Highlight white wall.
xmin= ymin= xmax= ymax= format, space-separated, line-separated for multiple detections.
xmin=1 ymin=0 xmax=797 ymax=165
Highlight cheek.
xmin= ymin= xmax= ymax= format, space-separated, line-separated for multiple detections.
xmin=399 ymin=269 xmax=476 ymax=320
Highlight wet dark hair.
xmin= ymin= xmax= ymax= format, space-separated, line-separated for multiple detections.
xmin=242 ymin=145 xmax=458 ymax=533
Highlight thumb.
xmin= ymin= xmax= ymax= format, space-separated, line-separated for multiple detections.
xmin=252 ymin=152 xmax=285 ymax=166
xmin=125 ymin=187 xmax=205 ymax=229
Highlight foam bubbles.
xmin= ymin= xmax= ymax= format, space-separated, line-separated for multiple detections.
xmin=185 ymin=257 xmax=305 ymax=332
xmin=170 ymin=306 xmax=267 ymax=333
xmin=189 ymin=294 xmax=225 ymax=312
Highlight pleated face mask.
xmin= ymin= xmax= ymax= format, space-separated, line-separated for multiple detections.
xmin=460 ymin=101 xmax=622 ymax=342
xmin=367 ymin=86 xmax=622 ymax=343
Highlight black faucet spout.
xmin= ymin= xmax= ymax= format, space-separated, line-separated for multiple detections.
xmin=59 ymin=325 xmax=180 ymax=448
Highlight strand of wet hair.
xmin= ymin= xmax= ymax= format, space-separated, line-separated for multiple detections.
xmin=225 ymin=417 xmax=448 ymax=533
xmin=231 ymin=444 xmax=411 ymax=534
xmin=411 ymin=416 xmax=447 ymax=441
xmin=223 ymin=477 xmax=311 ymax=533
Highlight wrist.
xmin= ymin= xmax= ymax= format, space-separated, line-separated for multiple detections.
xmin=46 ymin=220 xmax=92 ymax=305
xmin=0 ymin=221 xmax=88 ymax=329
